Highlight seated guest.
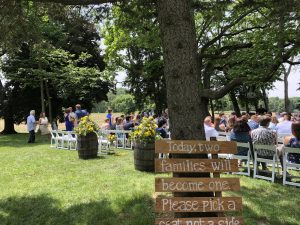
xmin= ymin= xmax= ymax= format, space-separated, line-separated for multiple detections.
xmin=204 ymin=116 xmax=218 ymax=140
xmin=284 ymin=122 xmax=300 ymax=163
xmin=268 ymin=116 xmax=278 ymax=131
xmin=230 ymin=118 xmax=252 ymax=156
xmin=248 ymin=114 xmax=259 ymax=130
xmin=214 ymin=116 xmax=225 ymax=132
xmin=276 ymin=113 xmax=292 ymax=135
xmin=251 ymin=116 xmax=277 ymax=170
xmin=124 ymin=116 xmax=135 ymax=130
xmin=110 ymin=117 xmax=119 ymax=130
xmin=225 ymin=116 xmax=236 ymax=133
xmin=156 ymin=118 xmax=168 ymax=138
xmin=115 ymin=117 xmax=124 ymax=130
xmin=101 ymin=118 xmax=110 ymax=130
xmin=219 ymin=112 xmax=227 ymax=127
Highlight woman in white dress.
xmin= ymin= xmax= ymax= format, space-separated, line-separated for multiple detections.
xmin=39 ymin=112 xmax=49 ymax=135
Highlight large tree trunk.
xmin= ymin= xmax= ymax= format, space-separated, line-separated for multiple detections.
xmin=229 ymin=91 xmax=241 ymax=117
xmin=2 ymin=116 xmax=17 ymax=134
xmin=157 ymin=0 xmax=205 ymax=140
xmin=40 ymin=80 xmax=45 ymax=113
xmin=261 ymin=88 xmax=269 ymax=112
xmin=157 ymin=0 xmax=213 ymax=218
xmin=45 ymin=80 xmax=53 ymax=124
xmin=284 ymin=64 xmax=292 ymax=113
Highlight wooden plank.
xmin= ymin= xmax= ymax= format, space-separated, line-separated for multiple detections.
xmin=155 ymin=177 xmax=240 ymax=192
xmin=155 ymin=159 xmax=239 ymax=173
xmin=155 ymin=217 xmax=244 ymax=225
xmin=156 ymin=197 xmax=242 ymax=212
xmin=211 ymin=153 xmax=224 ymax=217
xmin=155 ymin=140 xmax=237 ymax=154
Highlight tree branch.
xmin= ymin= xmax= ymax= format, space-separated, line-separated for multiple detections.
xmin=286 ymin=60 xmax=300 ymax=65
xmin=34 ymin=0 xmax=119 ymax=5
xmin=200 ymin=77 xmax=247 ymax=99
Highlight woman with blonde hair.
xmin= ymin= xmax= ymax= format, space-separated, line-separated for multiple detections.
xmin=38 ymin=112 xmax=49 ymax=135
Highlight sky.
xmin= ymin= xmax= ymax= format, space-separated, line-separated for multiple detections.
xmin=268 ymin=69 xmax=299 ymax=98
xmin=116 ymin=69 xmax=300 ymax=98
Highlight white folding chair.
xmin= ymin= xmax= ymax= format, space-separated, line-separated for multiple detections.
xmin=67 ymin=131 xmax=77 ymax=150
xmin=50 ymin=130 xmax=59 ymax=148
xmin=283 ymin=147 xmax=300 ymax=187
xmin=54 ymin=130 xmax=65 ymax=149
xmin=115 ymin=130 xmax=125 ymax=149
xmin=97 ymin=132 xmax=111 ymax=154
xmin=277 ymin=133 xmax=290 ymax=144
xmin=253 ymin=144 xmax=278 ymax=183
xmin=232 ymin=142 xmax=252 ymax=177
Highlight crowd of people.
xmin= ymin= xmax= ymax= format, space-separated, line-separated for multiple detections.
xmin=204 ymin=111 xmax=300 ymax=165
xmin=26 ymin=105 xmax=300 ymax=166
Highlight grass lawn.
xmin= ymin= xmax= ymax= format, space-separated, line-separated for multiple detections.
xmin=0 ymin=134 xmax=299 ymax=225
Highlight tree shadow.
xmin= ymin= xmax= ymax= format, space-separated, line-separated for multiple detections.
xmin=0 ymin=134 xmax=50 ymax=148
xmin=239 ymin=185 xmax=300 ymax=225
xmin=0 ymin=194 xmax=154 ymax=225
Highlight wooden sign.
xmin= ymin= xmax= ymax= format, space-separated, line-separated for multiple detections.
xmin=155 ymin=140 xmax=237 ymax=154
xmin=155 ymin=159 xmax=239 ymax=173
xmin=156 ymin=197 xmax=242 ymax=212
xmin=155 ymin=217 xmax=244 ymax=225
xmin=155 ymin=178 xmax=240 ymax=192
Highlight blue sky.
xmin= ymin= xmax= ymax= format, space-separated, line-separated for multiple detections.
xmin=117 ymin=70 xmax=299 ymax=98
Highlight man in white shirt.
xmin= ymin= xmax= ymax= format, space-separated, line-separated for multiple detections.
xmin=204 ymin=116 xmax=219 ymax=140
xmin=27 ymin=110 xmax=37 ymax=143
xmin=276 ymin=113 xmax=292 ymax=135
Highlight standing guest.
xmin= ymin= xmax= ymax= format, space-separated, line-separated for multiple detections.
xmin=156 ymin=118 xmax=168 ymax=138
xmin=64 ymin=108 xmax=74 ymax=131
xmin=276 ymin=113 xmax=293 ymax=135
xmin=247 ymin=114 xmax=259 ymax=130
xmin=251 ymin=116 xmax=277 ymax=170
xmin=68 ymin=107 xmax=76 ymax=125
xmin=38 ymin=112 xmax=49 ymax=135
xmin=256 ymin=104 xmax=267 ymax=115
xmin=204 ymin=116 xmax=218 ymax=140
xmin=268 ymin=116 xmax=278 ymax=131
xmin=75 ymin=104 xmax=87 ymax=124
xmin=110 ymin=117 xmax=119 ymax=130
xmin=27 ymin=110 xmax=37 ymax=143
xmin=284 ymin=122 xmax=300 ymax=163
xmin=106 ymin=109 xmax=114 ymax=129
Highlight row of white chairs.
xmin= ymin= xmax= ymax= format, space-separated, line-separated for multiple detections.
xmin=50 ymin=130 xmax=77 ymax=150
xmin=50 ymin=129 xmax=134 ymax=154
xmin=217 ymin=132 xmax=300 ymax=187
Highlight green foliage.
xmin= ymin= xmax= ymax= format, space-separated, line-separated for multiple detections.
xmin=0 ymin=3 xmax=112 ymax=124
xmin=110 ymin=94 xmax=136 ymax=114
xmin=268 ymin=97 xmax=300 ymax=113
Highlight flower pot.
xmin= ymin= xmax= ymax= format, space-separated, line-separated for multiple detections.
xmin=77 ymin=132 xmax=98 ymax=159
xmin=134 ymin=142 xmax=156 ymax=172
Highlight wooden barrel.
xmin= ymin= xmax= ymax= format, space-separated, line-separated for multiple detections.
xmin=77 ymin=132 xmax=98 ymax=159
xmin=134 ymin=142 xmax=156 ymax=172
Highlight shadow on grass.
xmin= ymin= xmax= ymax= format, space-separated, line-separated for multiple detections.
xmin=0 ymin=194 xmax=154 ymax=225
xmin=240 ymin=185 xmax=299 ymax=225
xmin=0 ymin=133 xmax=50 ymax=148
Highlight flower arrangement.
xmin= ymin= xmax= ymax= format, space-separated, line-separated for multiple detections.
xmin=74 ymin=116 xmax=99 ymax=136
xmin=107 ymin=134 xmax=116 ymax=143
xmin=131 ymin=116 xmax=161 ymax=144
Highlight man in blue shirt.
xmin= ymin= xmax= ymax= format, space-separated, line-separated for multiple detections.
xmin=27 ymin=110 xmax=37 ymax=143
xmin=75 ymin=104 xmax=87 ymax=124
xmin=106 ymin=109 xmax=113 ymax=129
